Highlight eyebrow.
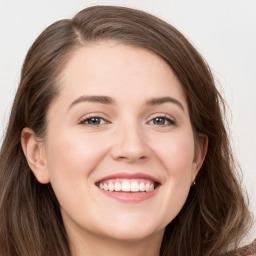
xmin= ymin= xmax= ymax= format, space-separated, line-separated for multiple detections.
xmin=69 ymin=95 xmax=115 ymax=109
xmin=68 ymin=95 xmax=184 ymax=112
xmin=146 ymin=97 xmax=185 ymax=112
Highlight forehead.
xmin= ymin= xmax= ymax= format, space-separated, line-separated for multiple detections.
xmin=56 ymin=41 xmax=187 ymax=109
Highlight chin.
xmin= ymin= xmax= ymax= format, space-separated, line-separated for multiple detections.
xmin=95 ymin=216 xmax=165 ymax=242
xmin=102 ymin=226 xmax=163 ymax=242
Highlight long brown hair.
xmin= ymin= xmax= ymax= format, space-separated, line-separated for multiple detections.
xmin=0 ymin=5 xmax=252 ymax=256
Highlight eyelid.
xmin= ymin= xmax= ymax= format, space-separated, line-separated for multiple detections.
xmin=147 ymin=113 xmax=176 ymax=125
xmin=77 ymin=112 xmax=176 ymax=126
xmin=78 ymin=113 xmax=110 ymax=125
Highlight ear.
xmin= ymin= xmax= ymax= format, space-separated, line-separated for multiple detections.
xmin=192 ymin=133 xmax=208 ymax=182
xmin=21 ymin=128 xmax=50 ymax=184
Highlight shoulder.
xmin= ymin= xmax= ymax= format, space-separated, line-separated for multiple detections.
xmin=224 ymin=239 xmax=256 ymax=256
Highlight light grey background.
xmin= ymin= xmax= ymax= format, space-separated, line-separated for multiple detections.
xmin=0 ymin=0 xmax=255 ymax=242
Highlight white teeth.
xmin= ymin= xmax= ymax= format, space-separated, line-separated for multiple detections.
xmin=103 ymin=183 xmax=108 ymax=191
xmin=114 ymin=182 xmax=121 ymax=191
xmin=139 ymin=182 xmax=145 ymax=191
xmin=98 ymin=180 xmax=155 ymax=192
xmin=121 ymin=181 xmax=130 ymax=192
xmin=108 ymin=182 xmax=114 ymax=192
xmin=130 ymin=181 xmax=140 ymax=192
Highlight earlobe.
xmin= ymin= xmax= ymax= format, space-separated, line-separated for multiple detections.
xmin=193 ymin=133 xmax=208 ymax=180
xmin=21 ymin=128 xmax=50 ymax=184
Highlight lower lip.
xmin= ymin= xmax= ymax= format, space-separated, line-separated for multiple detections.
xmin=97 ymin=187 xmax=159 ymax=203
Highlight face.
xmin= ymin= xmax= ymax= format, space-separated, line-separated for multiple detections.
xmin=25 ymin=42 xmax=206 ymax=244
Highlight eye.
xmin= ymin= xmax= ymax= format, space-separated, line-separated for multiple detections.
xmin=79 ymin=116 xmax=108 ymax=126
xmin=148 ymin=116 xmax=175 ymax=126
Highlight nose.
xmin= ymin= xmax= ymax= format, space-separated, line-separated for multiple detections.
xmin=110 ymin=122 xmax=150 ymax=163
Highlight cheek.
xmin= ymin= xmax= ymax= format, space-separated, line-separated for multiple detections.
xmin=46 ymin=130 xmax=105 ymax=172
xmin=150 ymin=132 xmax=195 ymax=223
xmin=153 ymin=131 xmax=195 ymax=177
xmin=43 ymin=131 xmax=111 ymax=226
xmin=44 ymin=130 xmax=108 ymax=198
xmin=163 ymin=133 xmax=195 ymax=193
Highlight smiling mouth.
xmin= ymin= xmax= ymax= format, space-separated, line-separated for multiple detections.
xmin=96 ymin=179 xmax=160 ymax=192
xmin=95 ymin=172 xmax=161 ymax=202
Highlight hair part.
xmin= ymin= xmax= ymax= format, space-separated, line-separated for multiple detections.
xmin=0 ymin=5 xmax=252 ymax=256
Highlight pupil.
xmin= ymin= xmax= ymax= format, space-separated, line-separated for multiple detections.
xmin=89 ymin=118 xmax=100 ymax=125
xmin=154 ymin=117 xmax=165 ymax=125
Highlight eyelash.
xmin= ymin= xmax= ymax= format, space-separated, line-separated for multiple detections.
xmin=79 ymin=115 xmax=176 ymax=127
xmin=147 ymin=116 xmax=176 ymax=126
xmin=79 ymin=115 xmax=108 ymax=126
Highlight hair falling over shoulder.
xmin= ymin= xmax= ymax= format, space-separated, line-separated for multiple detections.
xmin=0 ymin=5 xmax=253 ymax=256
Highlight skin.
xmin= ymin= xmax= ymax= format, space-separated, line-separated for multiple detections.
xmin=22 ymin=41 xmax=208 ymax=256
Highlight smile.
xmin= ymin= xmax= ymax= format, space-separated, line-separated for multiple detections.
xmin=97 ymin=179 xmax=155 ymax=192
xmin=95 ymin=172 xmax=160 ymax=202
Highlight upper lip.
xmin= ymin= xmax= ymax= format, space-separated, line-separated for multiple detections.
xmin=95 ymin=172 xmax=161 ymax=185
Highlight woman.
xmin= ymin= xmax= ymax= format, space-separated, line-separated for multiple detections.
xmin=0 ymin=5 xmax=255 ymax=256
